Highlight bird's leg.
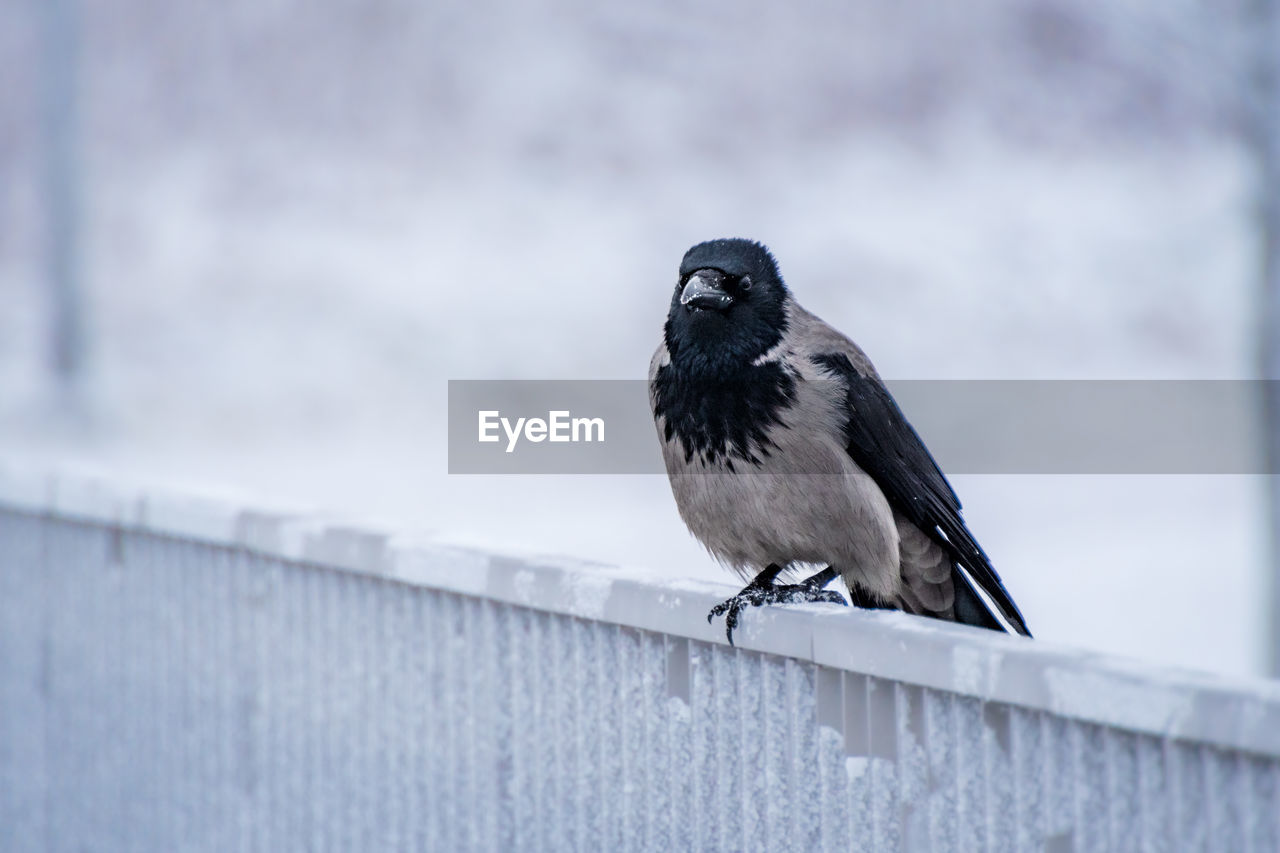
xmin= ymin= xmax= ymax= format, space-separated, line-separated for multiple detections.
xmin=845 ymin=581 xmax=896 ymax=611
xmin=708 ymin=565 xmax=847 ymax=646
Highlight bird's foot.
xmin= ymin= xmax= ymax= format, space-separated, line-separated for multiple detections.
xmin=707 ymin=565 xmax=846 ymax=646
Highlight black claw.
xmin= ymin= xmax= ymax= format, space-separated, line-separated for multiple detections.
xmin=723 ymin=597 xmax=751 ymax=646
xmin=706 ymin=565 xmax=846 ymax=645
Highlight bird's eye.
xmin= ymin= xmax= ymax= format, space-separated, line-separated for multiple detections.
xmin=739 ymin=275 xmax=752 ymax=291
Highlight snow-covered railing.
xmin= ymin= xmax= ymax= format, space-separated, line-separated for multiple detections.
xmin=2 ymin=468 xmax=1279 ymax=852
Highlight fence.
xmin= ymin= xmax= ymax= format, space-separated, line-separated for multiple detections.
xmin=2 ymin=467 xmax=1279 ymax=852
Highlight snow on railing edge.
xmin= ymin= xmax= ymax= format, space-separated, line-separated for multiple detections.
xmin=2 ymin=460 xmax=1278 ymax=759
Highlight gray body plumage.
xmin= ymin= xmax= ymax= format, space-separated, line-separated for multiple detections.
xmin=650 ymin=301 xmax=958 ymax=621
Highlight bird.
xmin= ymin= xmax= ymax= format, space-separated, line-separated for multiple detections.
xmin=648 ymin=238 xmax=1031 ymax=645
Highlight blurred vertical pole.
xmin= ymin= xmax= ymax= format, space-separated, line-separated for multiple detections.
xmin=41 ymin=0 xmax=85 ymax=389
xmin=1253 ymin=0 xmax=1280 ymax=676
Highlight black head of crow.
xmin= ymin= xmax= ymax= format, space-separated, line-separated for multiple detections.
xmin=663 ymin=238 xmax=791 ymax=376
xmin=649 ymin=237 xmax=1031 ymax=645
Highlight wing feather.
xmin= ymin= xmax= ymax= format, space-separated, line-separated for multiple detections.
xmin=812 ymin=350 xmax=1031 ymax=636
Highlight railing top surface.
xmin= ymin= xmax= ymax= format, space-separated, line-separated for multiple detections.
xmin=2 ymin=461 xmax=1279 ymax=758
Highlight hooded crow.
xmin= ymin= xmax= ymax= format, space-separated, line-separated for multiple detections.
xmin=649 ymin=238 xmax=1031 ymax=644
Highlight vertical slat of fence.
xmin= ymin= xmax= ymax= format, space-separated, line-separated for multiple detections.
xmin=1007 ymin=707 xmax=1040 ymax=850
xmin=976 ymin=702 xmax=1001 ymax=850
xmin=757 ymin=653 xmax=785 ymax=849
xmin=120 ymin=527 xmax=148 ymax=850
xmin=1264 ymin=756 xmax=1280 ymax=850
xmin=636 ymin=628 xmax=661 ymax=850
xmin=609 ymin=622 xmax=631 ymax=848
xmin=869 ymin=676 xmax=901 ymax=850
xmin=792 ymin=659 xmax=823 ymax=852
xmin=1108 ymin=729 xmax=1142 ymax=852
xmin=444 ymin=591 xmax=470 ymax=850
xmin=1174 ymin=744 xmax=1209 ymax=853
xmin=814 ymin=666 xmax=844 ymax=853
xmin=658 ymin=636 xmax=684 ymax=847
xmin=254 ymin=554 xmax=287 ymax=851
xmin=709 ymin=644 xmax=737 ymax=851
xmin=738 ymin=649 xmax=767 ymax=853
xmin=919 ymin=687 xmax=951 ymax=851
xmin=580 ymin=617 xmax=605 ymax=849
xmin=468 ymin=596 xmax=498 ymax=852
xmin=381 ymin=577 xmax=412 ymax=851
xmin=45 ymin=522 xmax=106 ymax=850
xmin=686 ymin=639 xmax=711 ymax=851
xmin=406 ymin=581 xmax=434 ymax=851
xmin=1208 ymin=745 xmax=1244 ymax=852
xmin=0 ymin=512 xmax=48 ymax=851
xmin=1137 ymin=736 xmax=1163 ymax=852
xmin=954 ymin=694 xmax=986 ymax=852
xmin=488 ymin=600 xmax=514 ymax=851
xmin=587 ymin=618 xmax=609 ymax=849
xmin=897 ymin=684 xmax=926 ymax=848
xmin=170 ymin=537 xmax=194 ymax=848
xmin=1081 ymin=723 xmax=1112 ymax=852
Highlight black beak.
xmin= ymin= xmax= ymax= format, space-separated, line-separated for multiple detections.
xmin=680 ymin=270 xmax=733 ymax=311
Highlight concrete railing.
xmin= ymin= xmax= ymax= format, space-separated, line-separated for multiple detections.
xmin=2 ymin=466 xmax=1279 ymax=852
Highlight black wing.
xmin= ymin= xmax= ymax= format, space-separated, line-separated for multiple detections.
xmin=813 ymin=353 xmax=1031 ymax=636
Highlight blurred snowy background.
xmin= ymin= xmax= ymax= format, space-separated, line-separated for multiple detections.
xmin=2 ymin=0 xmax=1274 ymax=675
